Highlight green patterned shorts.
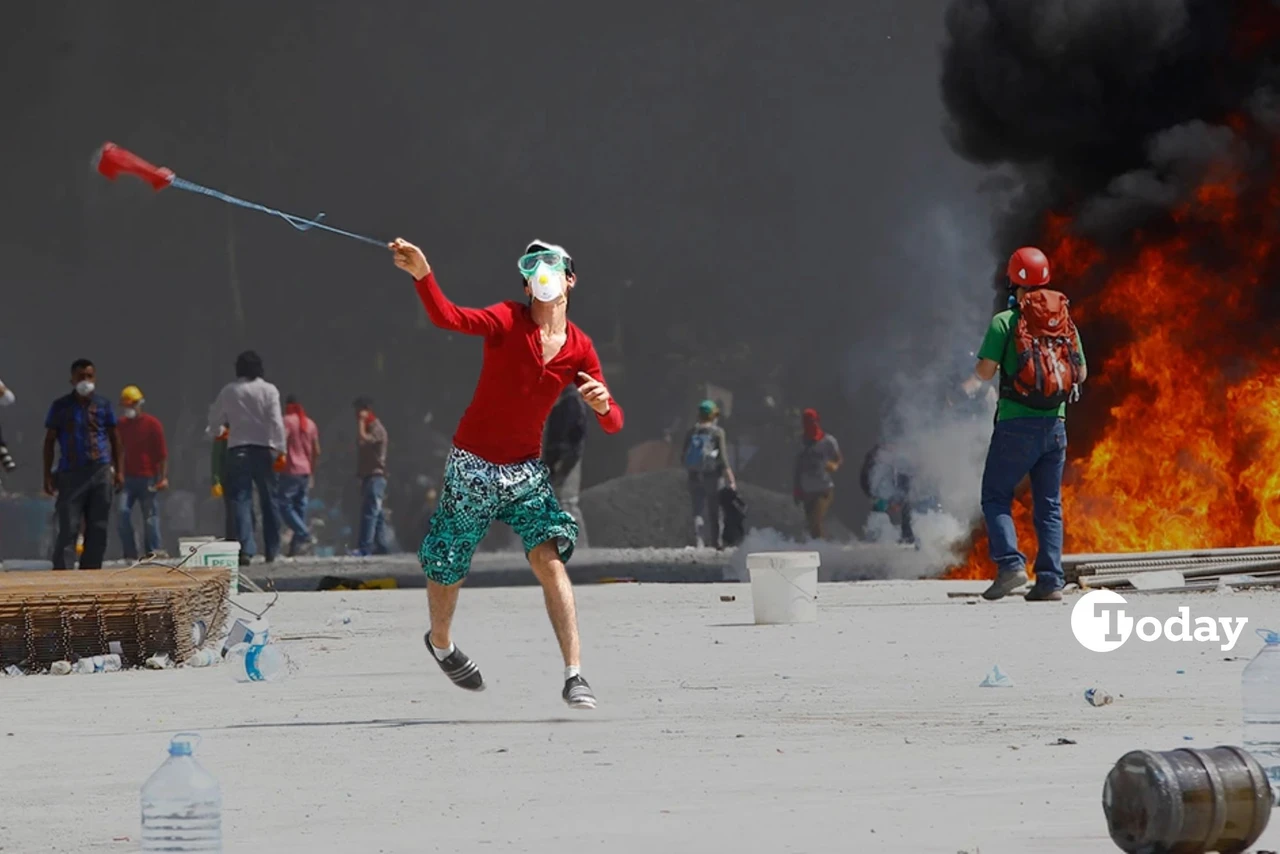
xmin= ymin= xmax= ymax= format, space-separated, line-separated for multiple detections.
xmin=418 ymin=447 xmax=578 ymax=585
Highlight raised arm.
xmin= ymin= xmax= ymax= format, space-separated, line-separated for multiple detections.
xmin=577 ymin=346 xmax=624 ymax=434
xmin=391 ymin=238 xmax=510 ymax=337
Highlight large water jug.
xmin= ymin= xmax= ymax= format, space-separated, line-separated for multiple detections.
xmin=1243 ymin=628 xmax=1280 ymax=805
xmin=140 ymin=733 xmax=222 ymax=851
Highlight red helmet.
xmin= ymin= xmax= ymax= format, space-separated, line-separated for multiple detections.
xmin=1007 ymin=247 xmax=1051 ymax=287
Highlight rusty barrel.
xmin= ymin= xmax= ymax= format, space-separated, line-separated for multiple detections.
xmin=1103 ymin=746 xmax=1273 ymax=853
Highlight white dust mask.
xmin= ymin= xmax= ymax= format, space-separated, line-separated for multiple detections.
xmin=75 ymin=381 xmax=95 ymax=397
xmin=528 ymin=262 xmax=566 ymax=303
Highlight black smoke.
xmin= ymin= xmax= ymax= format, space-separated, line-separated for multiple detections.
xmin=941 ymin=0 xmax=1280 ymax=250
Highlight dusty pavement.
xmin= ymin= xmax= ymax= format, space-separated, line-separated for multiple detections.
xmin=2 ymin=582 xmax=1277 ymax=854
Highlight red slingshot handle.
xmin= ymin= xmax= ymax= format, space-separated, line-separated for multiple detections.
xmin=95 ymin=142 xmax=174 ymax=191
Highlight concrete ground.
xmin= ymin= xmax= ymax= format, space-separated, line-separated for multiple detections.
xmin=3 ymin=581 xmax=1277 ymax=854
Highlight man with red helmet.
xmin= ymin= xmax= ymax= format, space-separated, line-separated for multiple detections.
xmin=961 ymin=247 xmax=1087 ymax=601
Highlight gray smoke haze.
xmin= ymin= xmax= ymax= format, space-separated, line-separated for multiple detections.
xmin=1 ymin=0 xmax=977 ymax=545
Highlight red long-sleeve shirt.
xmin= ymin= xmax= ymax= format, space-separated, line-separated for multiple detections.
xmin=118 ymin=412 xmax=168 ymax=478
xmin=415 ymin=272 xmax=624 ymax=464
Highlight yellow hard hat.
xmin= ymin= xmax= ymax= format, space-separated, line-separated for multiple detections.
xmin=120 ymin=385 xmax=144 ymax=405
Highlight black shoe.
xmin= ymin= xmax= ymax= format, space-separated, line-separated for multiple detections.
xmin=425 ymin=633 xmax=484 ymax=691
xmin=981 ymin=570 xmax=1028 ymax=601
xmin=238 ymin=553 xmax=251 ymax=567
xmin=1025 ymin=585 xmax=1064 ymax=602
xmin=562 ymin=675 xmax=597 ymax=710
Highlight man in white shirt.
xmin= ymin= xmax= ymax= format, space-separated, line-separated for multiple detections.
xmin=208 ymin=351 xmax=287 ymax=566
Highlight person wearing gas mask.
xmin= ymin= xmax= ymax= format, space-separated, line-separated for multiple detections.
xmin=116 ymin=385 xmax=169 ymax=560
xmin=390 ymin=237 xmax=624 ymax=711
xmin=43 ymin=359 xmax=124 ymax=569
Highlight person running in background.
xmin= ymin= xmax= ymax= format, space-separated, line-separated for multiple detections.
xmin=208 ymin=350 xmax=287 ymax=566
xmin=0 ymin=378 xmax=16 ymax=475
xmin=279 ymin=394 xmax=321 ymax=556
xmin=116 ymin=384 xmax=168 ymax=560
xmin=351 ymin=396 xmax=390 ymax=556
xmin=393 ymin=236 xmax=623 ymax=709
xmin=793 ymin=408 xmax=842 ymax=540
xmin=44 ymin=359 xmax=123 ymax=570
xmin=542 ymin=383 xmax=591 ymax=548
xmin=682 ymin=399 xmax=735 ymax=549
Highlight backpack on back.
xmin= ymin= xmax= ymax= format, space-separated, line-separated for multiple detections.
xmin=684 ymin=425 xmax=722 ymax=474
xmin=1001 ymin=289 xmax=1084 ymax=410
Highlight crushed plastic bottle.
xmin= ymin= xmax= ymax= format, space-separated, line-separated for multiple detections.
xmin=140 ymin=733 xmax=221 ymax=852
xmin=226 ymin=625 xmax=287 ymax=683
xmin=1242 ymin=628 xmax=1280 ymax=805
xmin=979 ymin=665 xmax=1014 ymax=688
xmin=72 ymin=654 xmax=122 ymax=674
xmin=183 ymin=649 xmax=218 ymax=668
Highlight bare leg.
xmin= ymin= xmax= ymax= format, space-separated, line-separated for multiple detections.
xmin=427 ymin=579 xmax=462 ymax=650
xmin=528 ymin=540 xmax=580 ymax=668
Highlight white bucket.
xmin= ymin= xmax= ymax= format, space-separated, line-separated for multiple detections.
xmin=748 ymin=551 xmax=820 ymax=625
xmin=178 ymin=537 xmax=241 ymax=594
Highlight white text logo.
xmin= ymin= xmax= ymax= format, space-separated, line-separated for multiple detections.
xmin=1071 ymin=589 xmax=1249 ymax=653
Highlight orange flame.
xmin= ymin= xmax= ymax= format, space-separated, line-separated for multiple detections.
xmin=949 ymin=166 xmax=1280 ymax=578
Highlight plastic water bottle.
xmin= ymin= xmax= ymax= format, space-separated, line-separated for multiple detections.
xmin=140 ymin=733 xmax=221 ymax=852
xmin=225 ymin=629 xmax=287 ymax=683
xmin=1243 ymin=628 xmax=1280 ymax=805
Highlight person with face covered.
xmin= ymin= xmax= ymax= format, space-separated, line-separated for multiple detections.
xmin=116 ymin=384 xmax=168 ymax=560
xmin=43 ymin=359 xmax=123 ymax=569
xmin=390 ymin=237 xmax=624 ymax=710
xmin=793 ymin=408 xmax=842 ymax=540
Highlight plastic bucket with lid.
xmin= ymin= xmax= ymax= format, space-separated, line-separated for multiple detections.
xmin=178 ymin=537 xmax=241 ymax=594
xmin=748 ymin=551 xmax=820 ymax=624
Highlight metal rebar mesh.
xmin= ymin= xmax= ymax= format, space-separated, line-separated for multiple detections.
xmin=0 ymin=567 xmax=230 ymax=670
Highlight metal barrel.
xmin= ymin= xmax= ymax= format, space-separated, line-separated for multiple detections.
xmin=1103 ymin=746 xmax=1273 ymax=853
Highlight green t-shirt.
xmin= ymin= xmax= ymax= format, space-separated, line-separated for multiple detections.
xmin=977 ymin=309 xmax=1086 ymax=422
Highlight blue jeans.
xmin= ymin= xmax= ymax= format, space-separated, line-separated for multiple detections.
xmin=227 ymin=445 xmax=281 ymax=560
xmin=980 ymin=417 xmax=1067 ymax=589
xmin=278 ymin=474 xmax=311 ymax=543
xmin=358 ymin=475 xmax=389 ymax=554
xmin=118 ymin=476 xmax=162 ymax=560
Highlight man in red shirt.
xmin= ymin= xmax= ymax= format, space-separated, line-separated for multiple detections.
xmin=116 ymin=385 xmax=168 ymax=560
xmin=391 ymin=237 xmax=623 ymax=710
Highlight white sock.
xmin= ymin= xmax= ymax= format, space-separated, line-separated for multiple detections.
xmin=565 ymin=665 xmax=581 ymax=681
xmin=432 ymin=642 xmax=455 ymax=661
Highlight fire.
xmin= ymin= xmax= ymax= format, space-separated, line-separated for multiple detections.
xmin=949 ymin=165 xmax=1280 ymax=579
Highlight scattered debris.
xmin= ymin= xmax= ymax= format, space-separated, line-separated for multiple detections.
xmin=49 ymin=661 xmax=72 ymax=676
xmin=3 ymin=664 xmax=22 ymax=676
xmin=1085 ymin=688 xmax=1114 ymax=707
xmin=326 ymin=610 xmax=357 ymax=628
xmin=979 ymin=666 xmax=1013 ymax=688
xmin=1176 ymin=669 xmax=1186 ymax=674
xmin=679 ymin=682 xmax=718 ymax=690
xmin=144 ymin=654 xmax=173 ymax=670
xmin=1051 ymin=738 xmax=1077 ymax=746
xmin=720 ymin=595 xmax=736 ymax=602
xmin=183 ymin=649 xmax=218 ymax=668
